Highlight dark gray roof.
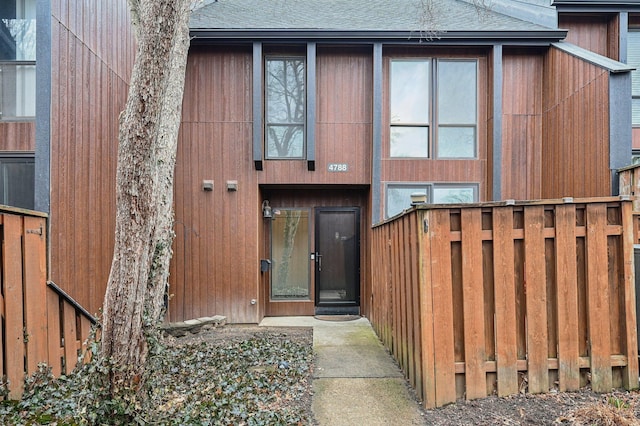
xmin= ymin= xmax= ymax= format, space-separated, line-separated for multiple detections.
xmin=191 ymin=0 xmax=556 ymax=34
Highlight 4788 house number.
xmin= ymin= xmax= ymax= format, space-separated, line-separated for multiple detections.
xmin=327 ymin=163 xmax=349 ymax=172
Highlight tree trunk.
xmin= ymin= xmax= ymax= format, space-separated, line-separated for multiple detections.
xmin=99 ymin=0 xmax=191 ymax=393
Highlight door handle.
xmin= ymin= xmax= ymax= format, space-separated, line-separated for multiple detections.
xmin=316 ymin=253 xmax=322 ymax=271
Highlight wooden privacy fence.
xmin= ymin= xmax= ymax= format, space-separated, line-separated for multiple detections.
xmin=0 ymin=207 xmax=95 ymax=399
xmin=369 ymin=197 xmax=639 ymax=408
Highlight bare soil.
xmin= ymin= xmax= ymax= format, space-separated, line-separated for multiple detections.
xmin=178 ymin=325 xmax=640 ymax=425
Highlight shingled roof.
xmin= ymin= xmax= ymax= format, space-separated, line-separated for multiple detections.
xmin=190 ymin=0 xmax=565 ymax=42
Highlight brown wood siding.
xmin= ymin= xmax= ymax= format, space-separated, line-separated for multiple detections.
xmin=171 ymin=46 xmax=259 ymax=323
xmin=633 ymin=128 xmax=640 ymax=150
xmin=49 ymin=0 xmax=134 ymax=315
xmin=0 ymin=122 xmax=35 ymax=151
xmin=501 ymin=50 xmax=543 ymax=200
xmin=259 ymin=47 xmax=372 ymax=185
xmin=559 ymin=14 xmax=617 ymax=59
xmin=380 ymin=49 xmax=488 ymax=218
xmin=542 ymin=46 xmax=611 ymax=199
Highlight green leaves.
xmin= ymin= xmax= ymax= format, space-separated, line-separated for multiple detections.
xmin=0 ymin=329 xmax=314 ymax=425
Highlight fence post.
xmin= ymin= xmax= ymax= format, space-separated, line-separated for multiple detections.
xmin=4 ymin=214 xmax=26 ymax=399
xmin=621 ymin=200 xmax=639 ymax=389
xmin=23 ymin=216 xmax=49 ymax=373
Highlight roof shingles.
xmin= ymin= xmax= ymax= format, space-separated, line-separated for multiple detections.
xmin=191 ymin=0 xmax=554 ymax=32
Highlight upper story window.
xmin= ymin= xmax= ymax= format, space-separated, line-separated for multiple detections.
xmin=0 ymin=0 xmax=36 ymax=120
xmin=629 ymin=29 xmax=640 ymax=127
xmin=390 ymin=58 xmax=477 ymax=158
xmin=265 ymin=56 xmax=306 ymax=159
xmin=0 ymin=153 xmax=34 ymax=209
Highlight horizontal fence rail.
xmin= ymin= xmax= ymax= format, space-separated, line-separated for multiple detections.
xmin=370 ymin=197 xmax=639 ymax=408
xmin=0 ymin=206 xmax=94 ymax=399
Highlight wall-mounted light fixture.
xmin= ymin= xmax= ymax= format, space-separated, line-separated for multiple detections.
xmin=262 ymin=200 xmax=272 ymax=218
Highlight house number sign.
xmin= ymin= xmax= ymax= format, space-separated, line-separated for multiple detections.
xmin=327 ymin=163 xmax=349 ymax=172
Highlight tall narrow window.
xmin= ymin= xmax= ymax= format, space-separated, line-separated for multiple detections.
xmin=265 ymin=57 xmax=305 ymax=159
xmin=437 ymin=60 xmax=477 ymax=158
xmin=629 ymin=30 xmax=640 ymax=126
xmin=0 ymin=0 xmax=36 ymax=120
xmin=0 ymin=154 xmax=34 ymax=209
xmin=390 ymin=60 xmax=430 ymax=157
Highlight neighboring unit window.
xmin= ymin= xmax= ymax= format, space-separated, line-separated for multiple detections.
xmin=0 ymin=155 xmax=34 ymax=209
xmin=389 ymin=58 xmax=478 ymax=158
xmin=265 ymin=57 xmax=305 ymax=159
xmin=630 ymin=30 xmax=640 ymax=126
xmin=0 ymin=0 xmax=36 ymax=120
xmin=386 ymin=184 xmax=430 ymax=218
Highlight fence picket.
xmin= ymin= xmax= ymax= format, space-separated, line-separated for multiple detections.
xmin=493 ymin=207 xmax=519 ymax=396
xmin=555 ymin=204 xmax=580 ymax=391
xmin=586 ymin=203 xmax=613 ymax=392
xmin=620 ymin=200 xmax=639 ymax=388
xmin=461 ymin=208 xmax=486 ymax=400
xmin=524 ymin=205 xmax=549 ymax=393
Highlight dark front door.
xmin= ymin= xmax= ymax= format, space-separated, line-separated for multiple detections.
xmin=314 ymin=208 xmax=360 ymax=312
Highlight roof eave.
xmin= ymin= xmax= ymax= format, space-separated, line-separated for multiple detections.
xmin=552 ymin=0 xmax=640 ymax=12
xmin=189 ymin=29 xmax=568 ymax=45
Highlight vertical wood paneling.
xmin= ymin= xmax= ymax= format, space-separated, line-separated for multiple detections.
xmin=559 ymin=15 xmax=613 ymax=59
xmin=542 ymin=48 xmax=610 ymax=199
xmin=501 ymin=51 xmax=543 ymax=199
xmin=50 ymin=0 xmax=134 ymax=316
xmin=0 ymin=122 xmax=35 ymax=151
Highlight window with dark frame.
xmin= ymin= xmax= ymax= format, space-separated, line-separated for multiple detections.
xmin=390 ymin=58 xmax=478 ymax=159
xmin=629 ymin=29 xmax=640 ymax=128
xmin=0 ymin=154 xmax=34 ymax=209
xmin=265 ymin=56 xmax=306 ymax=159
xmin=0 ymin=0 xmax=36 ymax=120
xmin=385 ymin=182 xmax=478 ymax=219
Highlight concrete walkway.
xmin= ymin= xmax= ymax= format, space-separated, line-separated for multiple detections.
xmin=259 ymin=316 xmax=425 ymax=425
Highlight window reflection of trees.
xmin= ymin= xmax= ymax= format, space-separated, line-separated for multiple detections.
xmin=266 ymin=58 xmax=305 ymax=158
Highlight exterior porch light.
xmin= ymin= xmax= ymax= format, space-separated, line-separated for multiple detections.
xmin=262 ymin=200 xmax=273 ymax=218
